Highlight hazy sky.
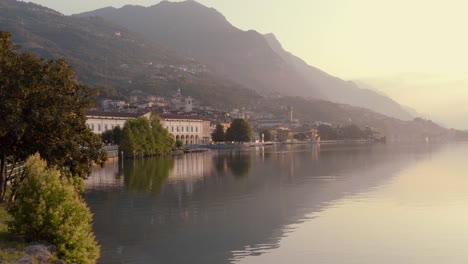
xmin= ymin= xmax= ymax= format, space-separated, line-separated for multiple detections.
xmin=27 ymin=0 xmax=468 ymax=129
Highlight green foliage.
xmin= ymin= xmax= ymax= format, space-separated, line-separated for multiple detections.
xmin=112 ymin=126 xmax=123 ymax=145
xmin=7 ymin=155 xmax=100 ymax=264
xmin=293 ymin=133 xmax=307 ymax=141
xmin=317 ymin=124 xmax=371 ymax=140
xmin=101 ymin=126 xmax=123 ymax=145
xmin=119 ymin=114 xmax=174 ymax=157
xmin=175 ymin=140 xmax=183 ymax=149
xmin=225 ymin=119 xmax=253 ymax=143
xmin=259 ymin=129 xmax=273 ymax=142
xmin=0 ymin=31 xmax=106 ymax=202
xmin=211 ymin=123 xmax=225 ymax=142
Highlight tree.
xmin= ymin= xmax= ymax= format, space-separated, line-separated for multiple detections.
xmin=259 ymin=129 xmax=273 ymax=142
xmin=317 ymin=124 xmax=337 ymax=140
xmin=101 ymin=130 xmax=113 ymax=144
xmin=341 ymin=124 xmax=363 ymax=139
xmin=112 ymin=125 xmax=123 ymax=145
xmin=0 ymin=32 xmax=106 ymax=202
xmin=8 ymin=154 xmax=100 ymax=263
xmin=119 ymin=113 xmax=174 ymax=157
xmin=293 ymin=133 xmax=307 ymax=141
xmin=225 ymin=119 xmax=253 ymax=143
xmin=211 ymin=123 xmax=225 ymax=142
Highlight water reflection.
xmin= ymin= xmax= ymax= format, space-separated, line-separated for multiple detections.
xmin=121 ymin=157 xmax=175 ymax=195
xmin=85 ymin=143 xmax=449 ymax=264
xmin=213 ymin=151 xmax=253 ymax=178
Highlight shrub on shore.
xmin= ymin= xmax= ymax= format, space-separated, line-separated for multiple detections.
xmin=7 ymin=155 xmax=100 ymax=264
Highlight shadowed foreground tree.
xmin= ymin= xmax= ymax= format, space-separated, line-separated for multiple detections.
xmin=0 ymin=31 xmax=106 ymax=202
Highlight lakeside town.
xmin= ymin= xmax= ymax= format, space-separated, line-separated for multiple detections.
xmin=88 ymin=88 xmax=382 ymax=149
xmin=3 ymin=0 xmax=468 ymax=263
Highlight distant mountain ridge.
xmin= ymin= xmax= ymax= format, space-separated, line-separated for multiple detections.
xmin=0 ymin=0 xmax=261 ymax=108
xmin=76 ymin=1 xmax=324 ymax=98
xmin=76 ymin=0 xmax=413 ymax=120
xmin=0 ymin=0 xmax=457 ymax=141
xmin=263 ymin=33 xmax=414 ymax=121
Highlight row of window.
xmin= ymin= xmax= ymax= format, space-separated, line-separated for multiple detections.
xmin=88 ymin=123 xmax=120 ymax=132
xmin=166 ymin=126 xmax=199 ymax=133
xmin=88 ymin=123 xmax=199 ymax=134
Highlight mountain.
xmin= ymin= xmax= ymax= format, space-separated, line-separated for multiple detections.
xmin=0 ymin=0 xmax=260 ymax=108
xmin=1 ymin=0 xmax=454 ymax=141
xmin=263 ymin=33 xmax=414 ymax=121
xmin=75 ymin=0 xmax=324 ymax=98
xmin=76 ymin=0 xmax=413 ymax=120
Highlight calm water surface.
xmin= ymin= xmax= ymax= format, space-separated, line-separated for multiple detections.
xmin=85 ymin=143 xmax=468 ymax=264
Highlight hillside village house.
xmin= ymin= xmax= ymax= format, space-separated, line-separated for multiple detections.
xmin=86 ymin=111 xmax=212 ymax=145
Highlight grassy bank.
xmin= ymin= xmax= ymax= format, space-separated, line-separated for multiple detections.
xmin=0 ymin=205 xmax=25 ymax=263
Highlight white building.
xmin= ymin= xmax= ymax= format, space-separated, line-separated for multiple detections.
xmin=185 ymin=96 xmax=194 ymax=112
xmin=171 ymin=88 xmax=198 ymax=112
xmin=87 ymin=111 xmax=212 ymax=145
xmin=86 ymin=111 xmax=151 ymax=134
xmin=160 ymin=115 xmax=211 ymax=145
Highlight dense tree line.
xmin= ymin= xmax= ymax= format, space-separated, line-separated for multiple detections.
xmin=317 ymin=124 xmax=374 ymax=140
xmin=119 ymin=114 xmax=175 ymax=157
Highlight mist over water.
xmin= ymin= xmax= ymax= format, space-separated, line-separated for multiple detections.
xmin=84 ymin=143 xmax=468 ymax=264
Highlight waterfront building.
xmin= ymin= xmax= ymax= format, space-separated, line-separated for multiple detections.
xmin=87 ymin=110 xmax=212 ymax=145
xmin=86 ymin=111 xmax=151 ymax=134
xmin=160 ymin=115 xmax=212 ymax=145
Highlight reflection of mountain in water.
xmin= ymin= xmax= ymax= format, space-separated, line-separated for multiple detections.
xmin=85 ymin=144 xmax=441 ymax=264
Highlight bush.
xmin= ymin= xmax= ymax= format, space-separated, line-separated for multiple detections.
xmin=7 ymin=155 xmax=100 ymax=264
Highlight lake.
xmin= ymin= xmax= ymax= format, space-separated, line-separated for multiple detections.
xmin=85 ymin=143 xmax=468 ymax=264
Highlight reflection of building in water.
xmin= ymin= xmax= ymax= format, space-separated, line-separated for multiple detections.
xmin=86 ymin=161 xmax=123 ymax=190
xmin=168 ymin=153 xmax=213 ymax=194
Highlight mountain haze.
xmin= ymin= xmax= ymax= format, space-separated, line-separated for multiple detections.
xmin=77 ymin=0 xmax=413 ymax=120
xmin=263 ymin=33 xmax=414 ymax=121
xmin=1 ymin=0 xmax=456 ymax=141
xmin=76 ymin=0 xmax=324 ymax=97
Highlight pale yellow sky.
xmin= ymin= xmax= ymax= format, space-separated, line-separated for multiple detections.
xmin=27 ymin=0 xmax=468 ymax=128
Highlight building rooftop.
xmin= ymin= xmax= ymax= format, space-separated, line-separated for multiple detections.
xmin=159 ymin=114 xmax=210 ymax=121
xmin=86 ymin=110 xmax=150 ymax=119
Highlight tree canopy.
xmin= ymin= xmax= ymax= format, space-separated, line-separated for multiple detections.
xmin=0 ymin=31 xmax=105 ymax=202
xmin=8 ymin=155 xmax=100 ymax=263
xmin=259 ymin=128 xmax=273 ymax=142
xmin=225 ymin=119 xmax=253 ymax=143
xmin=119 ymin=114 xmax=175 ymax=157
xmin=211 ymin=123 xmax=225 ymax=142
xmin=317 ymin=124 xmax=373 ymax=140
